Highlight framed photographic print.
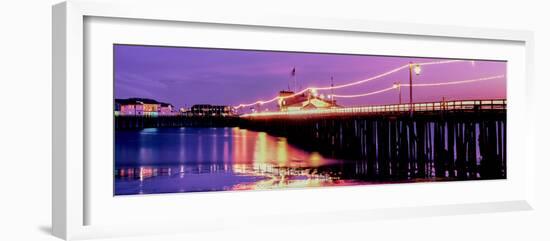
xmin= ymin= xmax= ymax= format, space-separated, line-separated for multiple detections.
xmin=53 ymin=0 xmax=535 ymax=240
xmin=113 ymin=45 xmax=507 ymax=196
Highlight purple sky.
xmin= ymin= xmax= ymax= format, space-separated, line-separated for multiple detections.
xmin=114 ymin=45 xmax=506 ymax=110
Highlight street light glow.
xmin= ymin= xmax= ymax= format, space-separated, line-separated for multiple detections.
xmin=414 ymin=64 xmax=422 ymax=75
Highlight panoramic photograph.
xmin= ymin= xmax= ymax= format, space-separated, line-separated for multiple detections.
xmin=113 ymin=44 xmax=507 ymax=196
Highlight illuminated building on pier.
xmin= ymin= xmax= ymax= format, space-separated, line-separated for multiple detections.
xmin=277 ymin=89 xmax=338 ymax=112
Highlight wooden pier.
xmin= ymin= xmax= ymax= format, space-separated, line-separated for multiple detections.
xmin=239 ymin=99 xmax=506 ymax=180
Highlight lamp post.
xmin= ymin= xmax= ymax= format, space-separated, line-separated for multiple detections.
xmin=409 ymin=62 xmax=421 ymax=116
xmin=393 ymin=81 xmax=402 ymax=105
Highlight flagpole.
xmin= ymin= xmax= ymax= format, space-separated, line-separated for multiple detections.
xmin=293 ymin=67 xmax=297 ymax=93
xmin=287 ymin=79 xmax=290 ymax=91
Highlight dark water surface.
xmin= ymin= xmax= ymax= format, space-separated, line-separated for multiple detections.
xmin=115 ymin=127 xmax=460 ymax=195
xmin=115 ymin=127 xmax=376 ymax=195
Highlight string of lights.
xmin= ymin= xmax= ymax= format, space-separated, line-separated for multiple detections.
xmin=332 ymin=74 xmax=505 ymax=98
xmin=331 ymin=86 xmax=396 ymax=98
xmin=233 ymin=59 xmax=467 ymax=109
xmin=401 ymin=75 xmax=504 ymax=87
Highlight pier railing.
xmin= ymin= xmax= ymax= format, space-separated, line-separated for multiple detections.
xmin=241 ymin=99 xmax=506 ymax=118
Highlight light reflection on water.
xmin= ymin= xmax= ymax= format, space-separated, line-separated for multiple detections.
xmin=115 ymin=127 xmax=355 ymax=195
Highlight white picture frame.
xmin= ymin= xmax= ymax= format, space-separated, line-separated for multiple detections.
xmin=52 ymin=0 xmax=535 ymax=240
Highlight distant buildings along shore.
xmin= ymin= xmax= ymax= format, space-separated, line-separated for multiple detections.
xmin=114 ymin=98 xmax=236 ymax=117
